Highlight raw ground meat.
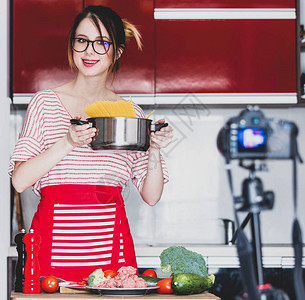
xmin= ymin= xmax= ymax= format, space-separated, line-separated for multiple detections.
xmin=96 ymin=266 xmax=148 ymax=288
xmin=98 ymin=278 xmax=117 ymax=288
xmin=117 ymin=266 xmax=137 ymax=278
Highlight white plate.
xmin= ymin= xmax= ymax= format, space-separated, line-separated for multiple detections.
xmin=65 ymin=283 xmax=158 ymax=296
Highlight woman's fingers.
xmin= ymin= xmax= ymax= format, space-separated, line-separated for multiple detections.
xmin=150 ymin=124 xmax=173 ymax=149
xmin=154 ymin=118 xmax=165 ymax=125
xmin=68 ymin=124 xmax=97 ymax=147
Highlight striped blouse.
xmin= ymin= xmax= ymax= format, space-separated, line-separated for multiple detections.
xmin=9 ymin=89 xmax=169 ymax=196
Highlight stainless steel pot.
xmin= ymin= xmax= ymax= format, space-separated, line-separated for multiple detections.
xmin=70 ymin=117 xmax=168 ymax=151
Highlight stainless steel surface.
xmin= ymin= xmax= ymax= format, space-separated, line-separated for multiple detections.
xmin=69 ymin=117 xmax=168 ymax=151
xmin=222 ymin=219 xmax=235 ymax=245
xmin=88 ymin=117 xmax=151 ymax=151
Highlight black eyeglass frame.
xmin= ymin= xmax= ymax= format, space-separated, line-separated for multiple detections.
xmin=72 ymin=38 xmax=113 ymax=55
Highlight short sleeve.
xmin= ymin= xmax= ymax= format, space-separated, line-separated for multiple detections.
xmin=130 ymin=151 xmax=169 ymax=191
xmin=8 ymin=93 xmax=45 ymax=177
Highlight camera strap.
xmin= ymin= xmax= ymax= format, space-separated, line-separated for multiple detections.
xmin=225 ymin=161 xmax=260 ymax=300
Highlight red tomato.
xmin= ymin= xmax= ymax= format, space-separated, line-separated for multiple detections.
xmin=76 ymin=279 xmax=88 ymax=286
xmin=104 ymin=270 xmax=117 ymax=279
xmin=142 ymin=269 xmax=157 ymax=277
xmin=157 ymin=278 xmax=173 ymax=294
xmin=41 ymin=276 xmax=59 ymax=293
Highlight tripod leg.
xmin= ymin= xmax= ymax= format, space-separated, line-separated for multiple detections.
xmin=231 ymin=213 xmax=252 ymax=244
xmin=251 ymin=212 xmax=264 ymax=286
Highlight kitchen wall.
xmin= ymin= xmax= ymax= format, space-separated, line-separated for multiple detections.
xmin=127 ymin=3 xmax=305 ymax=246
xmin=125 ymin=106 xmax=305 ymax=245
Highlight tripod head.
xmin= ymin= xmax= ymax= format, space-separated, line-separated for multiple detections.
xmin=235 ymin=160 xmax=274 ymax=213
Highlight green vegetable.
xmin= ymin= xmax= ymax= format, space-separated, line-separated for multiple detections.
xmin=160 ymin=246 xmax=208 ymax=277
xmin=138 ymin=275 xmax=162 ymax=283
xmin=87 ymin=269 xmax=107 ymax=287
xmin=171 ymin=273 xmax=215 ymax=295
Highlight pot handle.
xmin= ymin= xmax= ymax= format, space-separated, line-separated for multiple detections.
xmin=151 ymin=123 xmax=168 ymax=132
xmin=70 ymin=119 xmax=90 ymax=125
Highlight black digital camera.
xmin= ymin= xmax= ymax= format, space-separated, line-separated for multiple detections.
xmin=217 ymin=106 xmax=298 ymax=160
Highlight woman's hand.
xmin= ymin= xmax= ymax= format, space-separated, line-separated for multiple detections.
xmin=150 ymin=119 xmax=173 ymax=150
xmin=67 ymin=116 xmax=97 ymax=148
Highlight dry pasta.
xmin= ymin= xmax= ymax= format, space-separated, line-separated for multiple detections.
xmin=85 ymin=100 xmax=137 ymax=118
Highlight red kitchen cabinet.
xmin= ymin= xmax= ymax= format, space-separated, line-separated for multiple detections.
xmin=155 ymin=0 xmax=295 ymax=9
xmin=155 ymin=19 xmax=297 ymax=94
xmin=12 ymin=0 xmax=299 ymax=103
xmin=13 ymin=0 xmax=82 ymax=94
xmin=85 ymin=0 xmax=154 ymax=94
xmin=13 ymin=0 xmax=154 ymax=95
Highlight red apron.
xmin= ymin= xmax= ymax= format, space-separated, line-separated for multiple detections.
xmin=30 ymin=185 xmax=137 ymax=282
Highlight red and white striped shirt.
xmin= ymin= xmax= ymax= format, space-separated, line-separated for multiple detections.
xmin=9 ymin=89 xmax=169 ymax=196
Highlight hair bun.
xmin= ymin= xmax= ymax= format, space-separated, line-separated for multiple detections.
xmin=122 ymin=19 xmax=142 ymax=50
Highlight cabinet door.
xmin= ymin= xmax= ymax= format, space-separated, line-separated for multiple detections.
xmin=85 ymin=0 xmax=154 ymax=94
xmin=155 ymin=19 xmax=296 ymax=94
xmin=13 ymin=0 xmax=82 ymax=93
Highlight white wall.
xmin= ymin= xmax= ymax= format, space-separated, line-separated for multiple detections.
xmin=124 ymin=107 xmax=305 ymax=246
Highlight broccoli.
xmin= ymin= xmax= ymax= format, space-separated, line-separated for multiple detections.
xmin=160 ymin=246 xmax=208 ymax=277
xmin=87 ymin=269 xmax=107 ymax=287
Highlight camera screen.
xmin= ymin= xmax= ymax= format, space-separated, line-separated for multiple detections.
xmin=237 ymin=128 xmax=266 ymax=153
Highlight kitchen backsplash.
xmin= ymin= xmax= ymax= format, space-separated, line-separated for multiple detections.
xmin=10 ymin=105 xmax=305 ymax=245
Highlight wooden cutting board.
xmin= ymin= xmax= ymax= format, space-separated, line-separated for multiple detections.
xmin=11 ymin=291 xmax=220 ymax=299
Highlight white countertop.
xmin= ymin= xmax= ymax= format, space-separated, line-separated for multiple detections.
xmin=134 ymin=244 xmax=305 ymax=269
xmin=9 ymin=244 xmax=304 ymax=269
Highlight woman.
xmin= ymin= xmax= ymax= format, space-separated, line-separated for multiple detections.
xmin=9 ymin=5 xmax=173 ymax=282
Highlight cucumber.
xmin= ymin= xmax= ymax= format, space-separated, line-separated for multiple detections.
xmin=171 ymin=273 xmax=215 ymax=295
xmin=138 ymin=275 xmax=162 ymax=284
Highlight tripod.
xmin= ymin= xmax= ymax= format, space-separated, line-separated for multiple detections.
xmin=233 ymin=161 xmax=289 ymax=299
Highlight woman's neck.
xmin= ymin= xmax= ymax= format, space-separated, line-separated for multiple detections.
xmin=71 ymin=74 xmax=113 ymax=103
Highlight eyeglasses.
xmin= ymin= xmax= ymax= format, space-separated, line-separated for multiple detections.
xmin=72 ymin=38 xmax=113 ymax=55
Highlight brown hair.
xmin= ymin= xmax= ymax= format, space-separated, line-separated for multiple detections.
xmin=67 ymin=5 xmax=142 ymax=78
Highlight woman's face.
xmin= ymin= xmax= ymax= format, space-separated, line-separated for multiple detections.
xmin=73 ymin=17 xmax=113 ymax=78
